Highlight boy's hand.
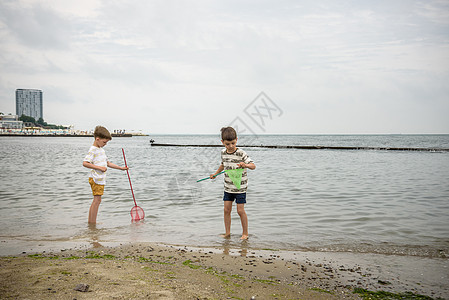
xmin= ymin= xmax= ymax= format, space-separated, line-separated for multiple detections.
xmin=122 ymin=166 xmax=129 ymax=171
xmin=210 ymin=174 xmax=217 ymax=179
xmin=99 ymin=166 xmax=107 ymax=172
xmin=237 ymin=162 xmax=247 ymax=168
xmin=237 ymin=162 xmax=256 ymax=170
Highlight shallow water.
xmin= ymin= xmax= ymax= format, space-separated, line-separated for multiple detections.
xmin=1 ymin=135 xmax=448 ymax=258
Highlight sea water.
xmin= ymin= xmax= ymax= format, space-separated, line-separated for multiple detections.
xmin=0 ymin=134 xmax=448 ymax=258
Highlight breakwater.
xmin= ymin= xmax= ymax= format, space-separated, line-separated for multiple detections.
xmin=150 ymin=143 xmax=449 ymax=152
xmin=0 ymin=133 xmax=133 ymax=137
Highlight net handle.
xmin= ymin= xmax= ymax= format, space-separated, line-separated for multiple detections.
xmin=196 ymin=170 xmax=225 ymax=182
xmin=122 ymin=148 xmax=137 ymax=207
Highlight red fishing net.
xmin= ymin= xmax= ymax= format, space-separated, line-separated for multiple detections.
xmin=130 ymin=206 xmax=145 ymax=221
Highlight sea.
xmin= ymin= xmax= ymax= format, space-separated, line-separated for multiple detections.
xmin=1 ymin=134 xmax=448 ymax=259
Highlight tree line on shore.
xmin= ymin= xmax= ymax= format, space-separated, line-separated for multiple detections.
xmin=18 ymin=114 xmax=68 ymax=129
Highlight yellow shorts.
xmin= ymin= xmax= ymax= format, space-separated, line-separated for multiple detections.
xmin=89 ymin=178 xmax=104 ymax=196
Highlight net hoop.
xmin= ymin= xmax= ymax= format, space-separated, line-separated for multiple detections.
xmin=130 ymin=206 xmax=145 ymax=221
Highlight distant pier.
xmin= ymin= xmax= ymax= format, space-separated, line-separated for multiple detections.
xmin=150 ymin=143 xmax=449 ymax=152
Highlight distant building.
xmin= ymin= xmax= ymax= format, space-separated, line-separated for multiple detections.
xmin=16 ymin=89 xmax=43 ymax=121
xmin=0 ymin=115 xmax=23 ymax=129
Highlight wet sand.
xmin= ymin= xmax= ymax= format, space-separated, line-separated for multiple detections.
xmin=1 ymin=242 xmax=446 ymax=299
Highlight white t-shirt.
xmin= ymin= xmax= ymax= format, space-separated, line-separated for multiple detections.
xmin=221 ymin=148 xmax=254 ymax=193
xmin=84 ymin=146 xmax=109 ymax=185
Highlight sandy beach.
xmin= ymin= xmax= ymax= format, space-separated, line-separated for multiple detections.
xmin=1 ymin=242 xmax=446 ymax=299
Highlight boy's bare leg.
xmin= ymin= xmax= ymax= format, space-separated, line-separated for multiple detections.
xmin=221 ymin=201 xmax=233 ymax=238
xmin=88 ymin=195 xmax=102 ymax=224
xmin=237 ymin=203 xmax=249 ymax=240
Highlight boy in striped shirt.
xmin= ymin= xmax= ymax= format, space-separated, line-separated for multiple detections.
xmin=210 ymin=127 xmax=256 ymax=240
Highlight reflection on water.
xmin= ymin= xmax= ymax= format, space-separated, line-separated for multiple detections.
xmin=86 ymin=223 xmax=104 ymax=248
xmin=221 ymin=239 xmax=248 ymax=257
xmin=0 ymin=135 xmax=449 ymax=258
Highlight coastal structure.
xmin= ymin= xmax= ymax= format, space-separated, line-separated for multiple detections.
xmin=16 ymin=89 xmax=43 ymax=120
xmin=0 ymin=115 xmax=23 ymax=129
xmin=150 ymin=142 xmax=449 ymax=152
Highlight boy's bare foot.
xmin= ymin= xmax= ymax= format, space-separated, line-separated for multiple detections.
xmin=220 ymin=233 xmax=231 ymax=239
xmin=240 ymin=234 xmax=249 ymax=240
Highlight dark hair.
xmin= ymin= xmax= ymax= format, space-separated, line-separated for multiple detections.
xmin=221 ymin=126 xmax=237 ymax=141
xmin=94 ymin=125 xmax=112 ymax=140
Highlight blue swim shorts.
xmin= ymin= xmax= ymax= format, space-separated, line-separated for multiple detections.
xmin=223 ymin=191 xmax=246 ymax=204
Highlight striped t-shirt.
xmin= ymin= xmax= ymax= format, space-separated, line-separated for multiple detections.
xmin=221 ymin=148 xmax=254 ymax=193
xmin=84 ymin=146 xmax=109 ymax=185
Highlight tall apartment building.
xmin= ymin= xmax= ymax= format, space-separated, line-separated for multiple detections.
xmin=16 ymin=89 xmax=43 ymax=121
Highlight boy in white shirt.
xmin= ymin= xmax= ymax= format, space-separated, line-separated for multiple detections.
xmin=83 ymin=126 xmax=128 ymax=224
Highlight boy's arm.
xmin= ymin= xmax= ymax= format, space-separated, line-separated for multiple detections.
xmin=107 ymin=161 xmax=128 ymax=171
xmin=83 ymin=161 xmax=107 ymax=172
xmin=210 ymin=164 xmax=224 ymax=179
xmin=238 ymin=162 xmax=256 ymax=170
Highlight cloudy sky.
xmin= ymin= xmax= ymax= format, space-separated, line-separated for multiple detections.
xmin=0 ymin=0 xmax=448 ymax=134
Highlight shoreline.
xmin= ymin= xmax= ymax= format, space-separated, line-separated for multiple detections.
xmin=1 ymin=242 xmax=447 ymax=299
